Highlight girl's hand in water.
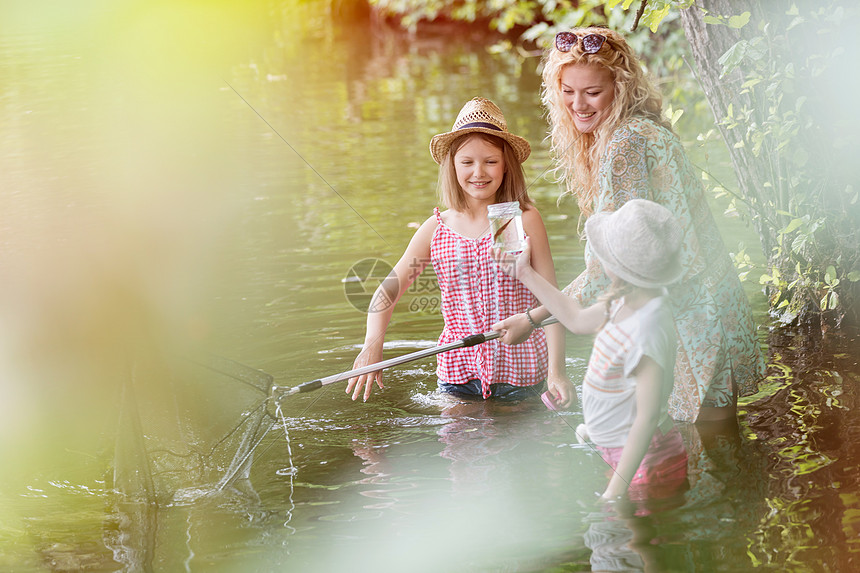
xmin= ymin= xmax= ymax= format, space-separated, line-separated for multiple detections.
xmin=547 ymin=372 xmax=575 ymax=409
xmin=346 ymin=343 xmax=385 ymax=401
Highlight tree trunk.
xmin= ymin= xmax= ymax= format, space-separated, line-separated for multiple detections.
xmin=679 ymin=0 xmax=860 ymax=329
xmin=679 ymin=0 xmax=775 ymax=254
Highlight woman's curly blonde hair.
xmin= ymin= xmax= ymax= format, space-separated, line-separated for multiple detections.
xmin=541 ymin=27 xmax=670 ymax=217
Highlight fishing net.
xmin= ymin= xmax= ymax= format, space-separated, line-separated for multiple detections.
xmin=106 ymin=351 xmax=280 ymax=570
xmin=111 ymin=351 xmax=276 ymax=504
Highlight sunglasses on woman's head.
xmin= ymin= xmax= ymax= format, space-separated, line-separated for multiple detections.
xmin=554 ymin=32 xmax=607 ymax=54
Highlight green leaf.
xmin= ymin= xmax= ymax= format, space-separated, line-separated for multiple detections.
xmin=704 ymin=15 xmax=725 ymax=26
xmin=522 ymin=22 xmax=548 ymax=41
xmin=780 ymin=218 xmax=804 ymax=234
xmin=795 ymin=96 xmax=807 ymax=113
xmin=787 ymin=16 xmax=805 ymax=31
xmin=847 ymin=271 xmax=860 ymax=282
xmin=821 ymin=291 xmax=839 ymax=310
xmin=728 ymin=11 xmax=751 ymax=29
xmin=487 ymin=42 xmax=510 ymax=54
xmin=647 ymin=5 xmax=671 ymax=33
xmin=751 ymin=131 xmax=765 ymax=157
xmin=791 ymin=233 xmax=808 ymax=253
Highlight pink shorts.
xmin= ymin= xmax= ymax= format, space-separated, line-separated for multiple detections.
xmin=596 ymin=426 xmax=688 ymax=502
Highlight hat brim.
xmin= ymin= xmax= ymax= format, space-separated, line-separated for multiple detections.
xmin=586 ymin=212 xmax=684 ymax=288
xmin=430 ymin=127 xmax=531 ymax=164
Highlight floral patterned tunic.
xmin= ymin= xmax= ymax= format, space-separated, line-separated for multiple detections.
xmin=564 ymin=116 xmax=765 ymax=422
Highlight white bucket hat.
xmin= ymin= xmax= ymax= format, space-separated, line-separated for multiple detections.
xmin=429 ymin=97 xmax=531 ymax=164
xmin=585 ymin=199 xmax=684 ymax=288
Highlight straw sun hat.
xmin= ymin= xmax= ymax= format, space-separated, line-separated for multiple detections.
xmin=429 ymin=97 xmax=531 ymax=164
xmin=585 ymin=199 xmax=685 ymax=288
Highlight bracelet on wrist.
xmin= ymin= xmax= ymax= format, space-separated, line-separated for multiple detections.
xmin=525 ymin=308 xmax=539 ymax=329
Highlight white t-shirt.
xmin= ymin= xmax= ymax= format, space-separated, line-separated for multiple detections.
xmin=581 ymin=295 xmax=676 ymax=448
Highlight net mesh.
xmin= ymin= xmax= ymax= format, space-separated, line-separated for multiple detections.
xmin=111 ymin=352 xmax=275 ymax=503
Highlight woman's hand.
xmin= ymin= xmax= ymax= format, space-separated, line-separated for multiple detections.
xmin=345 ymin=344 xmax=385 ymax=402
xmin=491 ymin=313 xmax=534 ymax=346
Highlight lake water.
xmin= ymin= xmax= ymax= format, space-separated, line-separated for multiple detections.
xmin=2 ymin=2 xmax=859 ymax=571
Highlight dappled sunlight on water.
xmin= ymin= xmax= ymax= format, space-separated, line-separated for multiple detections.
xmin=739 ymin=329 xmax=860 ymax=570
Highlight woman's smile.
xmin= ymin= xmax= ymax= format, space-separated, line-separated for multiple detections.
xmin=560 ymin=63 xmax=616 ymax=134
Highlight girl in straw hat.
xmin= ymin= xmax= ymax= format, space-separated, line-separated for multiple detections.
xmin=495 ymin=27 xmax=764 ymax=424
xmin=346 ymin=97 xmax=572 ymax=404
xmin=492 ymin=199 xmax=688 ymax=502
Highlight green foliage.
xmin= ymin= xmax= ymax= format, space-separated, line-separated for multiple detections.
xmin=370 ymin=0 xmax=860 ymax=328
xmin=369 ymin=0 xmax=696 ymax=85
xmin=370 ymin=0 xmax=577 ymax=33
xmin=701 ymin=1 xmax=860 ymax=327
xmin=702 ymin=10 xmax=751 ymax=29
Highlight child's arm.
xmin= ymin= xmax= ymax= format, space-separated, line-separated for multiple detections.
xmin=492 ymin=305 xmax=551 ymax=346
xmin=521 ymin=208 xmax=574 ymax=407
xmin=345 ymin=216 xmax=436 ymax=402
xmin=491 ymin=238 xmax=608 ymax=335
xmin=601 ymin=355 xmax=662 ymax=500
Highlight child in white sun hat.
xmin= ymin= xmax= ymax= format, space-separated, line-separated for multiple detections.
xmin=492 ymin=199 xmax=688 ymax=502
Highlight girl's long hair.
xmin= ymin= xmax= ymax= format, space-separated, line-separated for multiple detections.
xmin=437 ymin=132 xmax=533 ymax=213
xmin=597 ymin=275 xmax=634 ymax=328
xmin=541 ymin=27 xmax=670 ymax=217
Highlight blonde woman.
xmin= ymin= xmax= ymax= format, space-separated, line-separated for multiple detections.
xmin=495 ymin=28 xmax=764 ymax=423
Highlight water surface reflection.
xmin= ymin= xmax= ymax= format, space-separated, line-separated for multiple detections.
xmin=2 ymin=2 xmax=859 ymax=572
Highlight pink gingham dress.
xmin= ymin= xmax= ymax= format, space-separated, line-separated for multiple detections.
xmin=430 ymin=208 xmax=547 ymax=398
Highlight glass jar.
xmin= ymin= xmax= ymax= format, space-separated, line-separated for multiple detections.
xmin=487 ymin=201 xmax=524 ymax=253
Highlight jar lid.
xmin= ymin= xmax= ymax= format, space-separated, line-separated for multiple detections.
xmin=487 ymin=201 xmax=522 ymax=216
